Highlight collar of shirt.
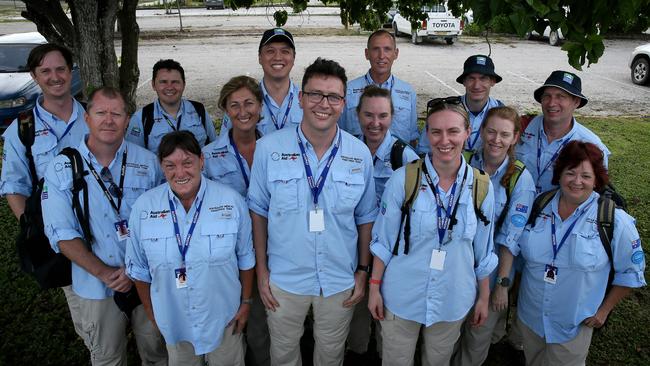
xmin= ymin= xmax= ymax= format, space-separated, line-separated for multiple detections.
xmin=550 ymin=190 xmax=599 ymax=220
xmin=166 ymin=173 xmax=208 ymax=220
xmin=364 ymin=70 xmax=394 ymax=89
xmin=372 ymin=129 xmax=396 ymax=163
xmin=423 ymin=153 xmax=469 ymax=194
xmin=260 ymin=79 xmax=300 ymax=110
xmin=79 ymin=135 xmax=127 ymax=170
xmin=35 ymin=95 xmax=83 ymax=128
xmin=474 ymin=152 xmax=510 ymax=179
xmin=538 ymin=116 xmax=578 ymax=147
xmin=154 ymin=98 xmax=186 ymax=120
xmin=297 ymin=125 xmax=342 ymax=164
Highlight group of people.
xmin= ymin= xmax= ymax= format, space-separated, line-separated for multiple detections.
xmin=0 ymin=25 xmax=646 ymax=366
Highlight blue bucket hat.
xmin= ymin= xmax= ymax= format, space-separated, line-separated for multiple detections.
xmin=534 ymin=70 xmax=588 ymax=108
xmin=456 ymin=55 xmax=502 ymax=84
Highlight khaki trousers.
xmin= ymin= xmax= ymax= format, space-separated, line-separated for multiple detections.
xmin=62 ymin=285 xmax=84 ymax=338
xmin=380 ymin=308 xmax=465 ymax=366
xmin=72 ymin=296 xmax=167 ymax=366
xmin=166 ymin=324 xmax=245 ymax=366
xmin=452 ymin=307 xmax=505 ymax=366
xmin=519 ymin=318 xmax=593 ymax=366
xmin=266 ymin=283 xmax=354 ymax=366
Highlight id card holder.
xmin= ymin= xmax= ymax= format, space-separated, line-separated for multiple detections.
xmin=309 ymin=208 xmax=325 ymax=232
xmin=175 ymin=267 xmax=188 ymax=289
xmin=429 ymin=249 xmax=446 ymax=270
xmin=114 ymin=220 xmax=129 ymax=241
xmin=544 ymin=264 xmax=557 ymax=284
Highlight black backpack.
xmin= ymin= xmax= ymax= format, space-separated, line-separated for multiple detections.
xmin=15 ymin=110 xmax=91 ymax=290
xmin=141 ymin=100 xmax=209 ymax=149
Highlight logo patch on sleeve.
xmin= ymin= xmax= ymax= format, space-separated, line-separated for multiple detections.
xmin=515 ymin=204 xmax=528 ymax=213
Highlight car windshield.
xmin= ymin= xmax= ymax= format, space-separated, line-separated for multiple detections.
xmin=0 ymin=43 xmax=37 ymax=72
xmin=423 ymin=5 xmax=446 ymax=12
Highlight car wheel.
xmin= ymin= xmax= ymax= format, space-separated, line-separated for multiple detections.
xmin=524 ymin=31 xmax=532 ymax=40
xmin=446 ymin=38 xmax=454 ymax=45
xmin=549 ymin=30 xmax=560 ymax=46
xmin=411 ymin=31 xmax=421 ymax=45
xmin=631 ymin=57 xmax=650 ymax=85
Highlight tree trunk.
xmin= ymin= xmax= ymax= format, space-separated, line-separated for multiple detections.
xmin=118 ymin=0 xmax=140 ymax=114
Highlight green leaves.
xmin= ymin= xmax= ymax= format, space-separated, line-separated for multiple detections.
xmin=273 ymin=10 xmax=288 ymax=27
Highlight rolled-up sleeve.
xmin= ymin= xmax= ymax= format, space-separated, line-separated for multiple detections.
xmin=235 ymin=194 xmax=255 ymax=270
xmin=369 ymin=169 xmax=406 ymax=266
xmin=125 ymin=201 xmax=152 ymax=283
xmin=246 ymin=142 xmax=270 ymax=218
xmin=354 ymin=152 xmax=379 ymax=225
xmin=473 ymin=180 xmax=498 ymax=280
xmin=611 ymin=210 xmax=646 ymax=288
xmin=1 ymin=123 xmax=33 ymax=197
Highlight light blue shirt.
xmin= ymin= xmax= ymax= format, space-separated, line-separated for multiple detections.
xmin=247 ymin=126 xmax=378 ymax=297
xmin=127 ymin=98 xmax=217 ymax=153
xmin=417 ymin=96 xmax=503 ymax=155
xmin=220 ymin=80 xmax=302 ymax=136
xmin=42 ymin=138 xmax=162 ymax=300
xmin=515 ymin=115 xmax=611 ymax=193
xmin=370 ymin=130 xmax=419 ymax=204
xmin=125 ymin=177 xmax=254 ymax=355
xmin=339 ymin=72 xmax=418 ymax=142
xmin=507 ymin=191 xmax=646 ymax=343
xmin=370 ymin=156 xmax=498 ymax=326
xmin=1 ymin=97 xmax=88 ymax=197
xmin=467 ymin=152 xmax=536 ymax=287
xmin=202 ymin=131 xmax=258 ymax=197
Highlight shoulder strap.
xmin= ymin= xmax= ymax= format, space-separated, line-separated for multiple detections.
xmin=141 ymin=103 xmax=155 ymax=150
xmin=495 ymin=160 xmax=527 ymax=231
xmin=58 ymin=148 xmax=92 ymax=248
xmin=471 ymin=167 xmax=490 ymax=226
xmin=597 ymin=195 xmax=615 ymax=292
xmin=462 ymin=150 xmax=474 ymax=165
xmin=393 ymin=158 xmax=423 ymax=255
xmin=389 ymin=138 xmax=408 ymax=170
xmin=526 ymin=189 xmax=558 ymax=228
xmin=17 ymin=110 xmax=38 ymax=192
xmin=189 ymin=100 xmax=209 ymax=144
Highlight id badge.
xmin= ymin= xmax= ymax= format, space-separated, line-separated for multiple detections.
xmin=429 ymin=249 xmax=446 ymax=270
xmin=544 ymin=264 xmax=558 ymax=284
xmin=175 ymin=267 xmax=188 ymax=289
xmin=114 ymin=220 xmax=129 ymax=241
xmin=309 ymin=208 xmax=325 ymax=232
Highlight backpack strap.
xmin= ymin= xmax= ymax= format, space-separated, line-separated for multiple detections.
xmin=189 ymin=100 xmax=210 ymax=145
xmin=58 ymin=148 xmax=92 ymax=249
xmin=597 ymin=195 xmax=615 ymax=292
xmin=393 ymin=158 xmax=423 ymax=255
xmin=17 ymin=109 xmax=38 ymax=192
xmin=494 ymin=160 xmax=526 ymax=232
xmin=471 ymin=167 xmax=491 ymax=226
xmin=389 ymin=138 xmax=408 ymax=171
xmin=141 ymin=103 xmax=155 ymax=150
xmin=526 ymin=189 xmax=558 ymax=228
xmin=462 ymin=150 xmax=474 ymax=165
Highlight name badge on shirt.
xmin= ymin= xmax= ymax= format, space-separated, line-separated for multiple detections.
xmin=175 ymin=267 xmax=188 ymax=289
xmin=114 ymin=220 xmax=129 ymax=241
xmin=544 ymin=264 xmax=557 ymax=284
xmin=429 ymin=249 xmax=446 ymax=270
xmin=309 ymin=208 xmax=325 ymax=232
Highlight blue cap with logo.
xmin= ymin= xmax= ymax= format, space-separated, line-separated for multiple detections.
xmin=456 ymin=54 xmax=502 ymax=84
xmin=534 ymin=70 xmax=588 ymax=108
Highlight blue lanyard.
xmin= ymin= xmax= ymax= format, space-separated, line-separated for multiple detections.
xmin=296 ymin=126 xmax=341 ymax=207
xmin=536 ymin=128 xmax=574 ymax=191
xmin=263 ymin=91 xmax=293 ymax=130
xmin=33 ymin=105 xmax=76 ymax=142
xmin=461 ymin=96 xmax=486 ymax=150
xmin=157 ymin=102 xmax=182 ymax=131
xmin=423 ymin=164 xmax=467 ymax=247
xmin=228 ymin=130 xmax=250 ymax=188
xmin=365 ymin=73 xmax=394 ymax=92
xmin=168 ymin=190 xmax=205 ymax=266
xmin=550 ymin=197 xmax=595 ymax=264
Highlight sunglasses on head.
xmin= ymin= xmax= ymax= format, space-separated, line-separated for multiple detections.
xmin=426 ymin=96 xmax=462 ymax=115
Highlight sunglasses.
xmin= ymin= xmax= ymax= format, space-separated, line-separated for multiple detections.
xmin=100 ymin=167 xmax=122 ymax=199
xmin=426 ymin=96 xmax=462 ymax=115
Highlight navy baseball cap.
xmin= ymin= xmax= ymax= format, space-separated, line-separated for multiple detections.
xmin=456 ymin=55 xmax=502 ymax=84
xmin=259 ymin=28 xmax=295 ymax=52
xmin=534 ymin=70 xmax=588 ymax=108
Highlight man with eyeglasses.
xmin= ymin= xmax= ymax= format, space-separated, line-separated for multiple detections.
xmin=248 ymin=58 xmax=378 ymax=366
xmin=220 ymin=28 xmax=303 ymax=136
xmin=339 ymin=29 xmax=418 ymax=146
xmin=417 ymin=55 xmax=503 ymax=155
xmin=42 ymin=87 xmax=167 ymax=366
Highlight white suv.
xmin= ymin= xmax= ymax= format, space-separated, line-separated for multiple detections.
xmin=629 ymin=43 xmax=650 ymax=85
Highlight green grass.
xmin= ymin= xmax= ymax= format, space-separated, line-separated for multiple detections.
xmin=1 ymin=116 xmax=649 ymax=364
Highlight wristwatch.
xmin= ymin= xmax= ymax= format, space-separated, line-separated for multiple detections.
xmin=356 ymin=264 xmax=371 ymax=274
xmin=241 ymin=298 xmax=253 ymax=305
xmin=496 ymin=277 xmax=511 ymax=288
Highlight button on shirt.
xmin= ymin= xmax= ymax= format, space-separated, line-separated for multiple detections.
xmin=370 ymin=130 xmax=420 ymax=204
xmin=247 ymin=127 xmax=378 ymax=297
xmin=127 ymin=98 xmax=217 ymax=153
xmin=515 ymin=115 xmax=610 ymax=193
xmin=370 ymin=156 xmax=497 ymax=326
xmin=507 ymin=191 xmax=646 ymax=343
xmin=417 ymin=96 xmax=503 ymax=155
xmin=339 ymin=72 xmax=418 ymax=142
xmin=1 ymin=98 xmax=88 ymax=197
xmin=202 ymin=132 xmax=256 ymax=197
xmin=220 ymin=80 xmax=302 ymax=136
xmin=125 ymin=178 xmax=254 ymax=355
xmin=42 ymin=139 xmax=162 ymax=300
xmin=467 ymin=153 xmax=536 ymax=288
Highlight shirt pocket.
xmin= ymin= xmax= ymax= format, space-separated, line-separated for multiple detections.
xmin=332 ymin=169 xmax=365 ymax=214
xmin=450 ymin=200 xmax=477 ymax=242
xmin=268 ymin=166 xmax=303 ymax=213
xmin=202 ymin=219 xmax=238 ymax=265
xmin=185 ymin=118 xmax=208 ymax=145
xmin=571 ymin=230 xmax=609 ymax=271
xmin=121 ymin=174 xmax=152 ymax=207
xmin=140 ymin=221 xmax=174 ymax=269
xmin=32 ymin=137 xmax=57 ymax=178
xmin=520 ymin=224 xmax=553 ymax=265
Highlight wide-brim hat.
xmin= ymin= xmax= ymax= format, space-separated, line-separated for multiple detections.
xmin=259 ymin=28 xmax=295 ymax=51
xmin=456 ymin=55 xmax=502 ymax=84
xmin=534 ymin=70 xmax=588 ymax=108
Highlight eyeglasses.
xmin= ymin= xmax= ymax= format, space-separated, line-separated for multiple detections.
xmin=426 ymin=96 xmax=462 ymax=115
xmin=100 ymin=167 xmax=122 ymax=199
xmin=302 ymin=91 xmax=344 ymax=106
